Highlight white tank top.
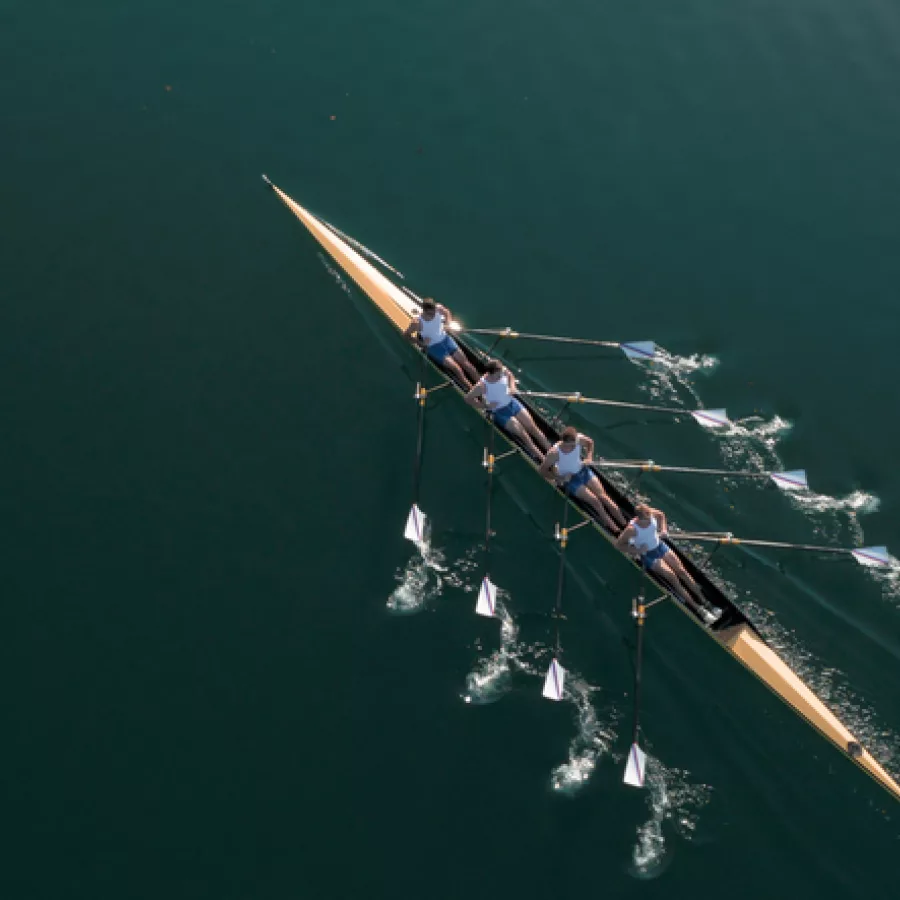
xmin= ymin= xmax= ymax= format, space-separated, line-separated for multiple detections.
xmin=418 ymin=312 xmax=446 ymax=344
xmin=630 ymin=517 xmax=660 ymax=553
xmin=555 ymin=442 xmax=583 ymax=477
xmin=483 ymin=374 xmax=512 ymax=408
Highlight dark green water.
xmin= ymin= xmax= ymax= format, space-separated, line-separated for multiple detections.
xmin=4 ymin=1 xmax=900 ymax=896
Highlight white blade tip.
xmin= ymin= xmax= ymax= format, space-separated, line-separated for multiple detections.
xmin=852 ymin=546 xmax=891 ymax=567
xmin=542 ymin=658 xmax=565 ymax=701
xmin=475 ymin=576 xmax=497 ymax=617
xmin=403 ymin=504 xmax=426 ymax=544
xmin=770 ymin=469 xmax=809 ymax=491
xmin=691 ymin=408 xmax=730 ymax=429
xmin=623 ymin=743 xmax=647 ymax=787
xmin=620 ymin=341 xmax=657 ymax=361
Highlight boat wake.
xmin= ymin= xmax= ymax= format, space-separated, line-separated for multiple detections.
xmin=742 ymin=599 xmax=900 ymax=779
xmin=627 ymin=753 xmax=713 ymax=880
xmin=549 ymin=674 xmax=618 ymax=796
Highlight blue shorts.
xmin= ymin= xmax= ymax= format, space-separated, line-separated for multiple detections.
xmin=563 ymin=466 xmax=594 ymax=496
xmin=640 ymin=542 xmax=671 ymax=570
xmin=492 ymin=397 xmax=523 ymax=427
xmin=426 ymin=335 xmax=459 ymax=364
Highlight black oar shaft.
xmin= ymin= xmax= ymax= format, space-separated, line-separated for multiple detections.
xmin=411 ymin=377 xmax=427 ymax=506
xmin=632 ymin=600 xmax=646 ymax=746
xmin=553 ymin=501 xmax=570 ymax=654
xmin=484 ymin=419 xmax=496 ymax=570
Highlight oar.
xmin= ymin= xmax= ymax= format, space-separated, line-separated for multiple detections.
xmin=591 ymin=459 xmax=808 ymax=492
xmin=623 ymin=595 xmax=648 ymax=788
xmin=475 ymin=420 xmax=499 ymax=617
xmin=403 ymin=356 xmax=429 ymax=544
xmin=454 ymin=325 xmax=657 ymax=361
xmin=542 ymin=501 xmax=569 ymax=701
xmin=672 ymin=532 xmax=891 ymax=568
xmin=518 ymin=391 xmax=730 ymax=429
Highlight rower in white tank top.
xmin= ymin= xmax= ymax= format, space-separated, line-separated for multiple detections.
xmin=614 ymin=502 xmax=722 ymax=626
xmin=482 ymin=373 xmax=513 ymax=410
xmin=402 ymin=297 xmax=478 ymax=389
xmin=554 ymin=442 xmax=583 ymax=478
xmin=465 ymin=358 xmax=551 ymax=460
xmin=629 ymin=515 xmax=661 ymax=554
xmin=538 ymin=427 xmax=627 ymax=534
xmin=417 ymin=308 xmax=446 ymax=345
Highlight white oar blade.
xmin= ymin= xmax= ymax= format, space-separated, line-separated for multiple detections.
xmin=542 ymin=658 xmax=565 ymax=701
xmin=690 ymin=408 xmax=730 ymax=429
xmin=851 ymin=546 xmax=891 ymax=568
xmin=623 ymin=743 xmax=647 ymax=788
xmin=475 ymin=576 xmax=497 ymax=617
xmin=770 ymin=469 xmax=809 ymax=492
xmin=404 ymin=504 xmax=426 ymax=544
xmin=620 ymin=341 xmax=657 ymax=361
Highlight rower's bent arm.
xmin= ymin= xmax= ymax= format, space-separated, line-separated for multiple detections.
xmin=539 ymin=449 xmax=559 ymax=480
xmin=437 ymin=304 xmax=454 ymax=326
xmin=653 ymin=508 xmax=669 ymax=536
xmin=580 ymin=434 xmax=595 ymax=460
xmin=465 ymin=382 xmax=486 ymax=407
xmin=403 ymin=320 xmax=420 ymax=341
xmin=615 ymin=525 xmax=636 ymax=552
xmin=506 ymin=369 xmax=519 ymax=393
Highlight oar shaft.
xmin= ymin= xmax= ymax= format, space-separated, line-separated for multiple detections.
xmin=520 ymin=391 xmax=686 ymax=416
xmin=462 ymin=328 xmax=619 ymax=349
xmin=632 ymin=604 xmax=645 ymax=746
xmin=675 ymin=533 xmax=850 ymax=555
xmin=553 ymin=501 xmax=569 ymax=653
xmin=592 ymin=461 xmax=769 ymax=479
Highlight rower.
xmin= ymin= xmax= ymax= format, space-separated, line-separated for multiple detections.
xmin=403 ymin=297 xmax=478 ymax=388
xmin=465 ymin=359 xmax=551 ymax=460
xmin=539 ymin=427 xmax=627 ymax=533
xmin=615 ymin=503 xmax=722 ymax=626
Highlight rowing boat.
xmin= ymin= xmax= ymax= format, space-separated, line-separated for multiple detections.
xmin=264 ymin=176 xmax=900 ymax=803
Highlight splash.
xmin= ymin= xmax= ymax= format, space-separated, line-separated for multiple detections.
xmin=637 ymin=349 xmax=719 ymax=403
xmin=387 ymin=537 xmax=448 ymax=615
xmin=628 ymin=754 xmax=713 ymax=880
xmin=549 ymin=675 xmax=618 ymax=795
xmin=462 ymin=597 xmax=520 ymax=704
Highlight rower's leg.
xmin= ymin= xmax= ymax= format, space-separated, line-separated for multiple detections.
xmin=440 ymin=356 xmax=473 ymax=389
xmin=573 ymin=485 xmax=617 ymax=532
xmin=650 ymin=559 xmax=701 ymax=612
xmin=584 ymin=475 xmax=627 ymax=528
xmin=503 ymin=418 xmax=542 ymax=459
xmin=451 ymin=349 xmax=479 ymax=384
xmin=664 ymin=552 xmax=705 ymax=602
xmin=514 ymin=409 xmax=551 ymax=452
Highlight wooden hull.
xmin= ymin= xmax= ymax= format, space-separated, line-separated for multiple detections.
xmin=266 ymin=179 xmax=900 ymax=803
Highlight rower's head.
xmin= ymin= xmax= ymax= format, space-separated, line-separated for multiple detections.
xmin=560 ymin=426 xmax=578 ymax=446
xmin=634 ymin=503 xmax=652 ymax=524
xmin=485 ymin=359 xmax=503 ymax=376
xmin=421 ymin=297 xmax=437 ymax=318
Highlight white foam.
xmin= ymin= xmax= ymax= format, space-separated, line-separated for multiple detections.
xmin=386 ymin=535 xmax=448 ymax=615
xmin=549 ymin=675 xmax=617 ymax=795
xmin=628 ymin=754 xmax=713 ymax=880
xmin=463 ymin=598 xmax=520 ymax=704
